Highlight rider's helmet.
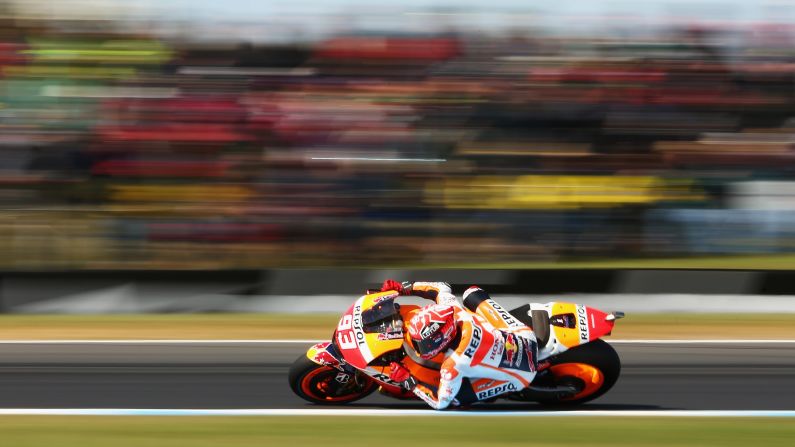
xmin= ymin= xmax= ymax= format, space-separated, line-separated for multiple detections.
xmin=407 ymin=304 xmax=457 ymax=360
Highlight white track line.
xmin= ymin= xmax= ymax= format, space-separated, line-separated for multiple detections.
xmin=0 ymin=339 xmax=794 ymax=344
xmin=0 ymin=409 xmax=793 ymax=417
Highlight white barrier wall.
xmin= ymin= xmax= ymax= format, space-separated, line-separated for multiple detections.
xmin=730 ymin=181 xmax=795 ymax=210
xmin=14 ymin=292 xmax=795 ymax=314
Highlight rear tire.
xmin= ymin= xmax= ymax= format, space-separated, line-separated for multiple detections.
xmin=288 ymin=355 xmax=378 ymax=404
xmin=535 ymin=339 xmax=621 ymax=406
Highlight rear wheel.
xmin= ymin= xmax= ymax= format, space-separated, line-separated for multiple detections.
xmin=534 ymin=339 xmax=621 ymax=406
xmin=288 ymin=355 xmax=378 ymax=404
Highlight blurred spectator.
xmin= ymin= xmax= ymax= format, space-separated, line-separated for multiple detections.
xmin=0 ymin=7 xmax=793 ymax=269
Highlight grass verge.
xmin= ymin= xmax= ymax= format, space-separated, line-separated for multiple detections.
xmin=1 ymin=313 xmax=794 ymax=340
xmin=0 ymin=416 xmax=793 ymax=447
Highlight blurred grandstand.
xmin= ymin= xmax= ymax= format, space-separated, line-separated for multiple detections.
xmin=0 ymin=1 xmax=794 ymax=269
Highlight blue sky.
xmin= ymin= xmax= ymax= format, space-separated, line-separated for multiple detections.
xmin=13 ymin=0 xmax=793 ymax=24
xmin=159 ymin=0 xmax=789 ymax=23
xmin=11 ymin=0 xmax=795 ymax=41
xmin=153 ymin=0 xmax=793 ymax=42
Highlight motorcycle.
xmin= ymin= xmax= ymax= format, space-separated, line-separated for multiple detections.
xmin=289 ymin=289 xmax=624 ymax=407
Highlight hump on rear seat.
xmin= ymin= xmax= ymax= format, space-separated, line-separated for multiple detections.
xmin=508 ymin=304 xmax=550 ymax=348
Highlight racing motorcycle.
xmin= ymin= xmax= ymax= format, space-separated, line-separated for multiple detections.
xmin=289 ymin=289 xmax=624 ymax=407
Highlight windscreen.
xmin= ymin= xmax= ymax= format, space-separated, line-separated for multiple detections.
xmin=361 ymin=299 xmax=402 ymax=337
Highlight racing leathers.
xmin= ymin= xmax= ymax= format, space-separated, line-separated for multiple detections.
xmin=394 ymin=281 xmax=538 ymax=410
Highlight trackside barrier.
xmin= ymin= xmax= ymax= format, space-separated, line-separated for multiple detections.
xmin=1 ymin=269 xmax=794 ymax=313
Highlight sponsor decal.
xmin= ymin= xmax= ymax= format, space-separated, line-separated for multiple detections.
xmin=414 ymin=387 xmax=438 ymax=408
xmin=421 ymin=322 xmax=440 ymax=339
xmin=312 ymin=349 xmax=341 ymax=367
xmin=551 ymin=313 xmax=575 ymax=328
xmin=336 ymin=315 xmax=356 ymax=350
xmin=476 ymin=382 xmax=517 ymax=400
xmin=524 ymin=339 xmax=537 ymax=372
xmin=538 ymin=360 xmax=551 ymax=372
xmin=335 ymin=372 xmax=351 ymax=384
xmin=489 ymin=301 xmax=524 ymax=329
xmin=440 ymin=366 xmax=458 ymax=382
xmin=369 ymin=371 xmax=403 ymax=387
xmin=352 ymin=304 xmax=367 ymax=347
xmin=504 ymin=333 xmax=519 ymax=367
xmin=576 ymin=305 xmax=589 ymax=343
xmin=332 ymin=301 xmax=374 ymax=367
xmin=473 ymin=380 xmax=495 ymax=392
xmin=440 ymin=385 xmax=454 ymax=398
xmin=372 ymin=292 xmax=398 ymax=304
xmin=377 ymin=332 xmax=403 ymax=341
xmin=463 ymin=325 xmax=482 ymax=358
xmin=515 ymin=336 xmax=526 ymax=367
xmin=488 ymin=339 xmax=504 ymax=361
xmin=335 ymin=306 xmax=366 ymax=350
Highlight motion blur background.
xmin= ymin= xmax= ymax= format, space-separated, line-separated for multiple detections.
xmin=0 ymin=0 xmax=794 ymax=270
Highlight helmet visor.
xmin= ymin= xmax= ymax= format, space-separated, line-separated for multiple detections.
xmin=411 ymin=333 xmax=447 ymax=357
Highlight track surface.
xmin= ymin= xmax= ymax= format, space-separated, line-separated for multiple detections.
xmin=0 ymin=342 xmax=792 ymax=410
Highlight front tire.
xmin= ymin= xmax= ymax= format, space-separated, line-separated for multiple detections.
xmin=288 ymin=355 xmax=378 ymax=404
xmin=535 ymin=339 xmax=621 ymax=406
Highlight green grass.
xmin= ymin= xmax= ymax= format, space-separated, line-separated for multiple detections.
xmin=0 ymin=416 xmax=793 ymax=446
xmin=2 ymin=313 xmax=795 ymax=340
xmin=0 ymin=313 xmax=338 ymax=340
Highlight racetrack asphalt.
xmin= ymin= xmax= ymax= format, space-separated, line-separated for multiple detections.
xmin=0 ymin=342 xmax=792 ymax=410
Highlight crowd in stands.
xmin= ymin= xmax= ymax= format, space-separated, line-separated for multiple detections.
xmin=0 ymin=17 xmax=793 ymax=268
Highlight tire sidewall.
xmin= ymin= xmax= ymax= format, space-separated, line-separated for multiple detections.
xmin=288 ymin=354 xmax=377 ymax=404
xmin=539 ymin=339 xmax=621 ymax=406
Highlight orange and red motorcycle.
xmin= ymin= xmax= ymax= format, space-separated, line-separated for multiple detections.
xmin=289 ymin=290 xmax=623 ymax=407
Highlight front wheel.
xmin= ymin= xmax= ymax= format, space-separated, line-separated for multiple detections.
xmin=534 ymin=339 xmax=621 ymax=406
xmin=288 ymin=355 xmax=378 ymax=404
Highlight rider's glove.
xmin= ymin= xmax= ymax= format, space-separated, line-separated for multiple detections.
xmin=381 ymin=279 xmax=411 ymax=295
xmin=389 ymin=361 xmax=417 ymax=390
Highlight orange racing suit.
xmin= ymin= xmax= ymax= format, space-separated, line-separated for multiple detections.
xmin=402 ymin=282 xmax=538 ymax=410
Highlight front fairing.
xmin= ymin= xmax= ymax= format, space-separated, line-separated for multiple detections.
xmin=332 ymin=291 xmax=404 ymax=370
xmin=308 ymin=291 xmax=444 ymax=394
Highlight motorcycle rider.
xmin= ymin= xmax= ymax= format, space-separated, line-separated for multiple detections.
xmin=379 ymin=279 xmax=538 ymax=410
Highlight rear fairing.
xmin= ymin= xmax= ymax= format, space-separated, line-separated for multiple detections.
xmin=528 ymin=302 xmax=618 ymax=359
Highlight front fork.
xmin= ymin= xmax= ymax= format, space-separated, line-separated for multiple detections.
xmin=306 ymin=342 xmax=402 ymax=394
xmin=306 ymin=342 xmax=360 ymax=384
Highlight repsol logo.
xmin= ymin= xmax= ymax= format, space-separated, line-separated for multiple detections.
xmin=421 ymin=322 xmax=440 ymax=339
xmin=477 ymin=382 xmax=517 ymax=400
xmin=577 ymin=306 xmax=589 ymax=343
xmin=370 ymin=372 xmax=401 ymax=387
xmin=490 ymin=301 xmax=522 ymax=328
xmin=352 ymin=305 xmax=366 ymax=346
xmin=463 ymin=325 xmax=482 ymax=358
